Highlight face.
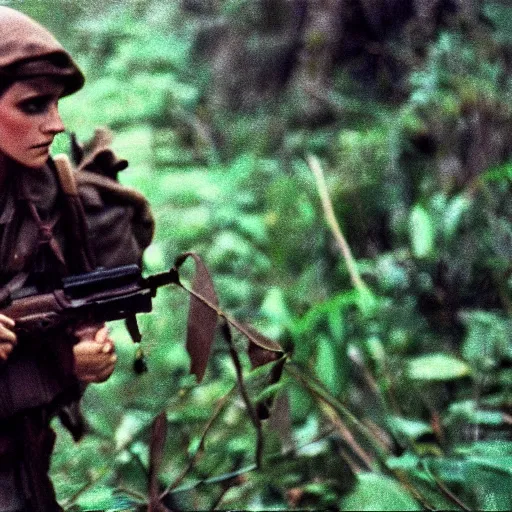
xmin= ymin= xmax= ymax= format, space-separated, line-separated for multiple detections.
xmin=0 ymin=77 xmax=65 ymax=169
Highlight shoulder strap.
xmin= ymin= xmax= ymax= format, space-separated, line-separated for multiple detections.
xmin=54 ymin=153 xmax=80 ymax=196
xmin=53 ymin=154 xmax=96 ymax=273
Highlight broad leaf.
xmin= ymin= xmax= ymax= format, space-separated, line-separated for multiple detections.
xmin=174 ymin=252 xmax=219 ymax=383
xmin=408 ymin=353 xmax=471 ymax=381
xmin=340 ymin=473 xmax=422 ymax=511
xmin=409 ymin=204 xmax=434 ymax=258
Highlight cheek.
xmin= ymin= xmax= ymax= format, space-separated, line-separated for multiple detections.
xmin=0 ymin=110 xmax=32 ymax=150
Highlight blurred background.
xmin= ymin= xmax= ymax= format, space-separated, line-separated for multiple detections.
xmin=5 ymin=0 xmax=512 ymax=510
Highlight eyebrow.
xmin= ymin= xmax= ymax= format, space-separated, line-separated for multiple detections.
xmin=15 ymin=92 xmax=55 ymax=103
xmin=14 ymin=82 xmax=66 ymax=97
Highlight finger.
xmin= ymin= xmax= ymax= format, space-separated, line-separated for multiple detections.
xmin=0 ymin=314 xmax=15 ymax=328
xmin=0 ymin=325 xmax=16 ymax=344
xmin=74 ymin=347 xmax=117 ymax=372
xmin=94 ymin=325 xmax=110 ymax=344
xmin=73 ymin=340 xmax=104 ymax=356
xmin=74 ymin=323 xmax=104 ymax=340
xmin=78 ymin=358 xmax=116 ymax=383
xmin=0 ymin=343 xmax=14 ymax=361
xmin=96 ymin=362 xmax=116 ymax=382
xmin=101 ymin=340 xmax=115 ymax=353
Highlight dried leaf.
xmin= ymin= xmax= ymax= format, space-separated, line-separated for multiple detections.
xmin=175 ymin=252 xmax=219 ymax=383
xmin=248 ymin=342 xmax=280 ymax=369
xmin=148 ymin=412 xmax=168 ymax=512
xmin=229 ymin=320 xmax=283 ymax=355
xmin=226 ymin=321 xmax=285 ymax=419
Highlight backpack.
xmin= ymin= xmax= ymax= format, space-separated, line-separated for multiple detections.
xmin=53 ymin=128 xmax=154 ymax=273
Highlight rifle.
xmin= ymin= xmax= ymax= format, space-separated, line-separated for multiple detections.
xmin=0 ymin=264 xmax=178 ymax=373
xmin=0 ymin=254 xmax=284 ymax=382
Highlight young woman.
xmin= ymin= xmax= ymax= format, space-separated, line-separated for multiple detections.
xmin=0 ymin=7 xmax=132 ymax=511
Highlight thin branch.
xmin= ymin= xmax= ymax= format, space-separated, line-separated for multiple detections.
xmin=421 ymin=462 xmax=472 ymax=511
xmin=160 ymin=386 xmax=236 ymax=499
xmin=337 ymin=445 xmax=364 ymax=474
xmin=169 ymin=464 xmax=258 ymax=495
xmin=306 ymin=154 xmax=368 ymax=293
xmin=210 ymin=486 xmax=231 ymax=511
xmin=286 ymin=363 xmax=389 ymax=467
xmin=221 ymin=319 xmax=265 ymax=469
xmin=320 ymin=402 xmax=374 ymax=471
xmin=167 ymin=429 xmax=348 ymax=497
xmin=392 ymin=471 xmax=436 ymax=511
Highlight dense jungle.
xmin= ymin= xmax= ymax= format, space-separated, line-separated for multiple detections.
xmin=6 ymin=0 xmax=512 ymax=510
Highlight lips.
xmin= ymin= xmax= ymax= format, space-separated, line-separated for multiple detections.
xmin=31 ymin=141 xmax=52 ymax=149
xmin=30 ymin=141 xmax=53 ymax=152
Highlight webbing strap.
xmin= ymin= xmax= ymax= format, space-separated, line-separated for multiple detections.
xmin=53 ymin=154 xmax=79 ymax=196
xmin=52 ymin=154 xmax=95 ymax=273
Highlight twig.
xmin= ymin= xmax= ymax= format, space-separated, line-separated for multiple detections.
xmin=167 ymin=430 xmax=346 ymax=497
xmin=306 ymin=154 xmax=368 ymax=293
xmin=392 ymin=470 xmax=436 ymax=511
xmin=173 ymin=275 xmax=271 ymax=470
xmin=421 ymin=462 xmax=472 ymax=511
xmin=286 ymin=363 xmax=389 ymax=467
xmin=220 ymin=319 xmax=265 ymax=469
xmin=337 ymin=445 xmax=364 ymax=474
xmin=160 ymin=386 xmax=236 ymax=499
xmin=169 ymin=464 xmax=258 ymax=494
xmin=60 ymin=467 xmax=112 ymax=509
xmin=320 ymin=402 xmax=374 ymax=471
xmin=210 ymin=486 xmax=231 ymax=511
xmin=114 ymin=487 xmax=147 ymax=503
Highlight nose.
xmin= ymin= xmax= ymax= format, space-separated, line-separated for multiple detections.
xmin=40 ymin=104 xmax=65 ymax=135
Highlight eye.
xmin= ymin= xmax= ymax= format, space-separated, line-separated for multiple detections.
xmin=17 ymin=95 xmax=55 ymax=115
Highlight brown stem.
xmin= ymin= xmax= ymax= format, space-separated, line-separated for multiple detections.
xmin=320 ymin=402 xmax=374 ymax=471
xmin=393 ymin=471 xmax=435 ymax=511
xmin=221 ymin=319 xmax=264 ymax=469
xmin=422 ymin=462 xmax=472 ymax=511
xmin=307 ymin=154 xmax=368 ymax=293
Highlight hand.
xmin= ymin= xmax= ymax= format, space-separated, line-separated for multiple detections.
xmin=0 ymin=314 xmax=16 ymax=361
xmin=73 ymin=324 xmax=117 ymax=383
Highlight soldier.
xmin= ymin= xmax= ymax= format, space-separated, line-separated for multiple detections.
xmin=0 ymin=7 xmax=151 ymax=511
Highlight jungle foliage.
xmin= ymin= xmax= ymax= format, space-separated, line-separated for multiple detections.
xmin=6 ymin=0 xmax=512 ymax=510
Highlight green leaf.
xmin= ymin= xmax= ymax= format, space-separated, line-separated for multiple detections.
xmin=388 ymin=416 xmax=433 ymax=440
xmin=409 ymin=204 xmax=435 ymax=258
xmin=386 ymin=451 xmax=421 ymax=471
xmin=483 ymin=163 xmax=512 ymax=182
xmin=460 ymin=310 xmax=512 ymax=369
xmin=316 ymin=335 xmax=343 ymax=396
xmin=443 ymin=194 xmax=471 ymax=241
xmin=448 ymin=400 xmax=506 ymax=426
xmin=261 ymin=287 xmax=291 ymax=326
xmin=76 ymin=486 xmax=114 ymax=511
xmin=407 ymin=353 xmax=471 ymax=381
xmin=340 ymin=473 xmax=422 ymax=511
xmin=356 ymin=286 xmax=380 ymax=318
xmin=455 ymin=441 xmax=512 ymax=457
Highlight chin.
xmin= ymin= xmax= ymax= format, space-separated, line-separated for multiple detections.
xmin=20 ymin=157 xmax=50 ymax=169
